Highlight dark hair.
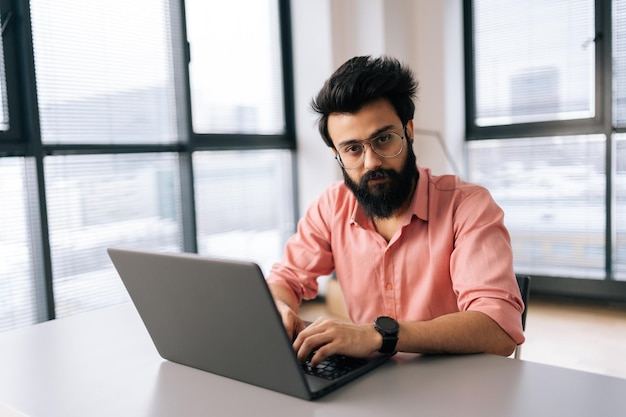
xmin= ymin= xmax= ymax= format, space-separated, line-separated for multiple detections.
xmin=311 ymin=55 xmax=418 ymax=148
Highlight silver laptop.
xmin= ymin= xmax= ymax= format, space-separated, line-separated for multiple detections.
xmin=107 ymin=247 xmax=392 ymax=400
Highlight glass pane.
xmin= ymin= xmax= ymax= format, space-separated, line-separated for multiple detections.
xmin=0 ymin=158 xmax=38 ymax=331
xmin=194 ymin=150 xmax=294 ymax=274
xmin=614 ymin=0 xmax=626 ymax=127
xmin=473 ymin=0 xmax=595 ymax=126
xmin=29 ymin=0 xmax=177 ymax=144
xmin=616 ymin=134 xmax=626 ymax=280
xmin=45 ymin=153 xmax=183 ymax=318
xmin=467 ymin=135 xmax=606 ymax=279
xmin=185 ymin=0 xmax=285 ymax=134
xmin=0 ymin=10 xmax=8 ymax=132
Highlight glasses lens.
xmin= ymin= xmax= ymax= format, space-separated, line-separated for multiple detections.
xmin=338 ymin=144 xmax=364 ymax=169
xmin=372 ymin=133 xmax=403 ymax=157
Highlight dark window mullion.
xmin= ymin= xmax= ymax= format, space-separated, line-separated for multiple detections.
xmin=15 ymin=0 xmax=55 ymax=320
xmin=463 ymin=0 xmax=478 ymax=141
xmin=599 ymin=0 xmax=614 ymax=279
xmin=169 ymin=0 xmax=197 ymax=253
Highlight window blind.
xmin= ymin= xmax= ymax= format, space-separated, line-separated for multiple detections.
xmin=26 ymin=0 xmax=184 ymax=318
xmin=0 ymin=158 xmax=38 ymax=331
xmin=615 ymin=0 xmax=626 ymax=127
xmin=44 ymin=153 xmax=182 ymax=318
xmin=193 ymin=149 xmax=294 ymax=275
xmin=467 ymin=135 xmax=606 ymax=279
xmin=0 ymin=9 xmax=8 ymax=132
xmin=472 ymin=0 xmax=595 ymax=126
xmin=616 ymin=134 xmax=626 ymax=280
xmin=0 ymin=0 xmax=296 ymax=331
xmin=30 ymin=0 xmax=177 ymax=145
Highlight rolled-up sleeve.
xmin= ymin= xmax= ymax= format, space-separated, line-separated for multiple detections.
xmin=450 ymin=187 xmax=525 ymax=344
xmin=267 ymin=188 xmax=337 ymax=304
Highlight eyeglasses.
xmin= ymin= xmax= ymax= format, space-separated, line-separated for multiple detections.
xmin=334 ymin=132 xmax=405 ymax=170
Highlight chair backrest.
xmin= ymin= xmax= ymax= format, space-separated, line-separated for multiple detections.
xmin=515 ymin=275 xmax=531 ymax=330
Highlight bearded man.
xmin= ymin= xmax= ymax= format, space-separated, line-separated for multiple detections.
xmin=267 ymin=56 xmax=525 ymax=366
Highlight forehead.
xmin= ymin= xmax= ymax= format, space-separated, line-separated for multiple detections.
xmin=327 ymin=98 xmax=401 ymax=146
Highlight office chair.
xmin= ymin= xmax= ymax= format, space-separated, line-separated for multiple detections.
xmin=514 ymin=275 xmax=531 ymax=359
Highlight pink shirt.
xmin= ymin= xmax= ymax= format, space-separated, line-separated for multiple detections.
xmin=268 ymin=166 xmax=525 ymax=344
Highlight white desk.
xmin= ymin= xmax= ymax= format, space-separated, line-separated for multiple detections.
xmin=0 ymin=304 xmax=625 ymax=417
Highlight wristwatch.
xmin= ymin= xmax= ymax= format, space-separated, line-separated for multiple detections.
xmin=374 ymin=316 xmax=399 ymax=354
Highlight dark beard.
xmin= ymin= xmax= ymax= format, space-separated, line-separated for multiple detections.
xmin=343 ymin=147 xmax=418 ymax=219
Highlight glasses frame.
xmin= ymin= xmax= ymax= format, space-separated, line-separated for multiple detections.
xmin=334 ymin=131 xmax=405 ymax=170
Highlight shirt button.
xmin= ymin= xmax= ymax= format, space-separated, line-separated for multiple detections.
xmin=385 ymin=283 xmax=393 ymax=290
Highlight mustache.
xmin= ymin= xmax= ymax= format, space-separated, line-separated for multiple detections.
xmin=361 ymin=169 xmax=392 ymax=184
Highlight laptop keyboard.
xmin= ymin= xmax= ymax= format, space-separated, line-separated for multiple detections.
xmin=301 ymin=354 xmax=368 ymax=380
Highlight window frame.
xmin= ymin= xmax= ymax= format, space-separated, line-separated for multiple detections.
xmin=0 ymin=0 xmax=296 ymax=326
xmin=464 ymin=0 xmax=626 ymax=302
xmin=464 ymin=0 xmax=615 ymax=140
xmin=181 ymin=0 xmax=296 ymax=152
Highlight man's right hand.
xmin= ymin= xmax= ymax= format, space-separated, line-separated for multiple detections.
xmin=268 ymin=283 xmax=306 ymax=341
xmin=275 ymin=300 xmax=306 ymax=341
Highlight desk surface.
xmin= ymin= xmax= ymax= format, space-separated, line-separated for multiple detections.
xmin=0 ymin=304 xmax=625 ymax=417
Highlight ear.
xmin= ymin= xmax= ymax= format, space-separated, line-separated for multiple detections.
xmin=405 ymin=120 xmax=415 ymax=145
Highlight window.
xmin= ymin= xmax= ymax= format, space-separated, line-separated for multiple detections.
xmin=186 ymin=0 xmax=285 ymax=135
xmin=0 ymin=9 xmax=8 ymax=132
xmin=467 ymin=135 xmax=606 ymax=279
xmin=45 ymin=153 xmax=182 ymax=317
xmin=465 ymin=0 xmax=626 ymax=298
xmin=0 ymin=158 xmax=39 ymax=332
xmin=613 ymin=1 xmax=626 ymax=281
xmin=0 ymin=0 xmax=295 ymax=331
xmin=30 ymin=0 xmax=177 ymax=145
xmin=0 ymin=2 xmax=21 ymax=142
xmin=472 ymin=0 xmax=595 ymax=126
xmin=193 ymin=150 xmax=294 ymax=275
xmin=615 ymin=0 xmax=626 ymax=127
xmin=616 ymin=134 xmax=626 ymax=279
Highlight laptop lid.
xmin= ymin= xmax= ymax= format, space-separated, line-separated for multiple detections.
xmin=107 ymin=247 xmax=389 ymax=400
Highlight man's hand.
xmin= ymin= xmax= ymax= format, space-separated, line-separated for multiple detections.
xmin=268 ymin=283 xmax=308 ymax=341
xmin=275 ymin=299 xmax=306 ymax=341
xmin=292 ymin=317 xmax=382 ymax=367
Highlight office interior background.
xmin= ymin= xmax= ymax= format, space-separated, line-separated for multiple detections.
xmin=0 ymin=0 xmax=625 ymax=334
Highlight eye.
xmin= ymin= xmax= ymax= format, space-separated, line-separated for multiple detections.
xmin=342 ymin=144 xmax=363 ymax=154
xmin=375 ymin=134 xmax=392 ymax=146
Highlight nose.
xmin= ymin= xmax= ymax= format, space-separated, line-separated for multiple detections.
xmin=362 ymin=144 xmax=383 ymax=170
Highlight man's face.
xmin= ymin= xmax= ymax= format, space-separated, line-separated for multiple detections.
xmin=327 ymin=98 xmax=418 ymax=219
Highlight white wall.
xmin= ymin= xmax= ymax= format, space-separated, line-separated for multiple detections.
xmin=291 ymin=0 xmax=466 ymax=215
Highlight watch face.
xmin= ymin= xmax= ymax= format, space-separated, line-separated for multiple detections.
xmin=376 ymin=316 xmax=399 ymax=332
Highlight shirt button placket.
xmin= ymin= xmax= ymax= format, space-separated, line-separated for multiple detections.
xmin=382 ymin=247 xmax=394 ymax=315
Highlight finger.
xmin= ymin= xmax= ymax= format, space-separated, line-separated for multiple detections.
xmin=295 ymin=330 xmax=334 ymax=363
xmin=278 ymin=306 xmax=302 ymax=340
xmin=290 ymin=317 xmax=306 ymax=342
xmin=309 ymin=345 xmax=336 ymax=367
xmin=292 ymin=321 xmax=320 ymax=352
